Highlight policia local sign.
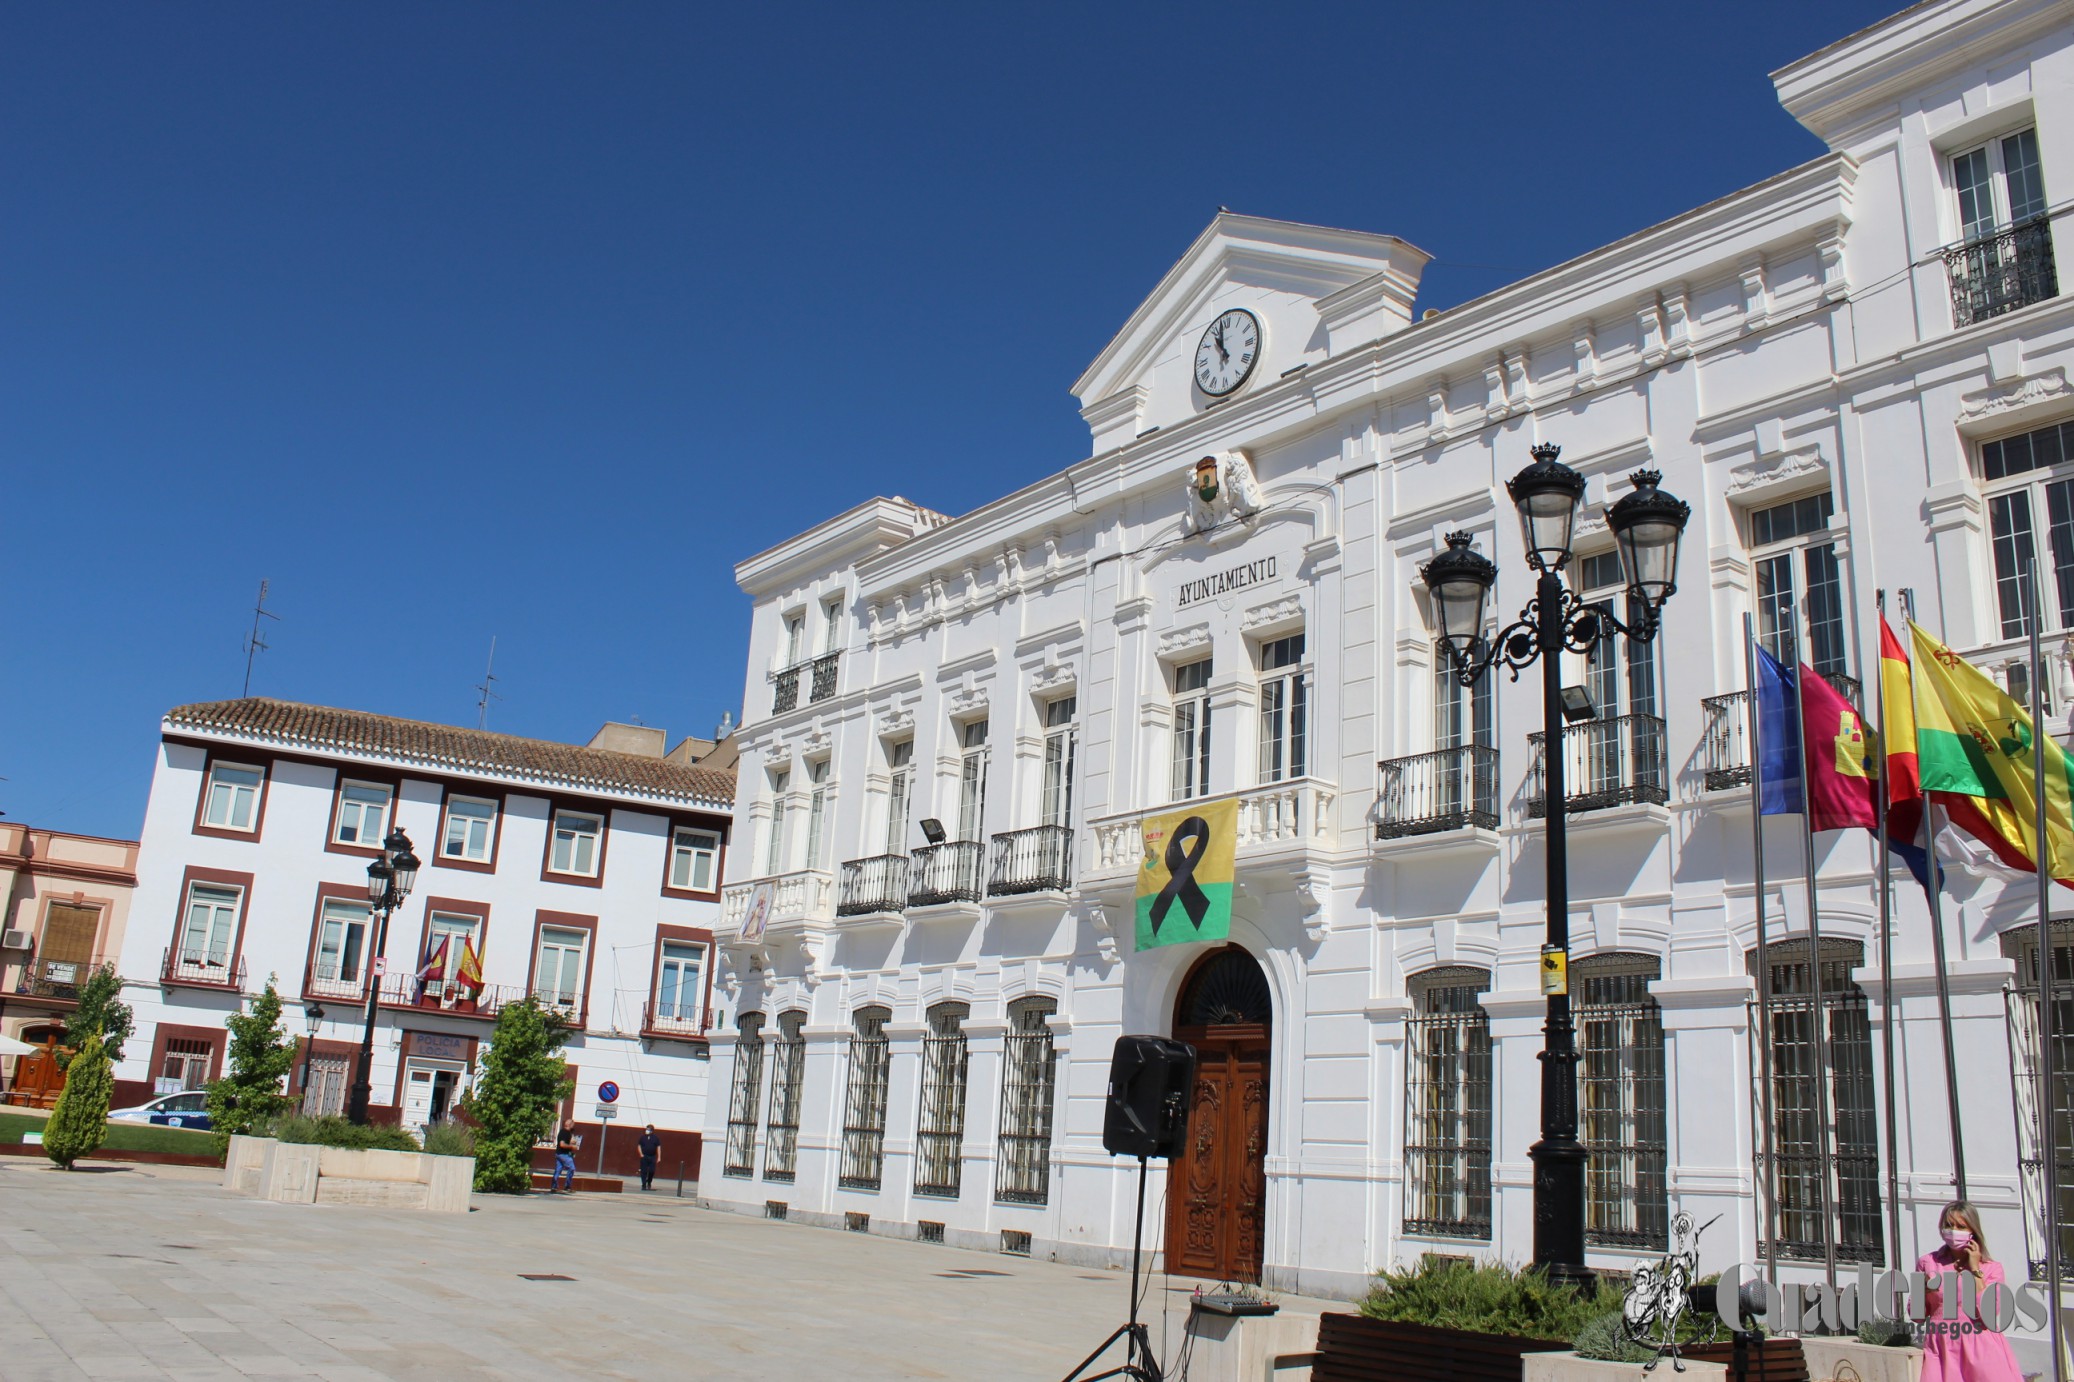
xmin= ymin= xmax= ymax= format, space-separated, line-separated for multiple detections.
xmin=1135 ymin=798 xmax=1237 ymax=950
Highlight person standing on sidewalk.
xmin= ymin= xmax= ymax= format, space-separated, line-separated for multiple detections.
xmin=637 ymin=1124 xmax=662 ymax=1191
xmin=551 ymin=1119 xmax=580 ymax=1193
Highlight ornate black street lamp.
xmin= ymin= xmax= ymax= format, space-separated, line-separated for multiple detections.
xmin=300 ymin=1001 xmax=325 ymax=1116
xmin=346 ymin=828 xmax=420 ymax=1126
xmin=1423 ymin=444 xmax=1689 ymax=1288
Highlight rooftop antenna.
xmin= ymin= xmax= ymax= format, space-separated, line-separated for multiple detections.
xmin=242 ymin=580 xmax=278 ymax=697
xmin=474 ymin=636 xmax=503 ymax=730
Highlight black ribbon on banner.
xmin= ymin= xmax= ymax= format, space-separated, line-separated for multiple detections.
xmin=1148 ymin=815 xmax=1213 ymax=935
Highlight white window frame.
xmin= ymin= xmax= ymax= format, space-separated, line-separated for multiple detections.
xmin=1743 ymin=494 xmax=1848 ymax=683
xmin=202 ymin=762 xmax=263 ymax=832
xmin=1040 ymin=696 xmax=1077 ymax=829
xmin=956 ymin=720 xmax=989 ymax=842
xmin=804 ymin=759 xmax=832 ymax=870
xmin=1982 ymin=420 xmax=2074 ymax=649
xmin=670 ymin=827 xmax=722 ymax=892
xmin=315 ymin=899 xmax=372 ymax=987
xmin=1951 ymin=126 xmax=2048 ymax=243
xmin=548 ymin=810 xmax=604 ymax=878
xmin=425 ymin=911 xmax=481 ymax=979
xmin=822 ymin=596 xmax=845 ymax=654
xmin=533 ymin=925 xmax=588 ymax=1011
xmin=334 ymin=780 xmax=392 ymax=848
xmin=765 ymin=769 xmax=791 ymax=875
xmin=783 ymin=611 xmax=807 ymax=666
xmin=1255 ymin=634 xmax=1307 ymax=784
xmin=654 ymin=939 xmax=707 ymax=1025
xmin=440 ymin=795 xmax=498 ymax=862
xmin=885 ymin=740 xmax=914 ymax=854
xmin=179 ymin=883 xmax=241 ymax=968
xmin=1170 ymin=657 xmax=1213 ymax=801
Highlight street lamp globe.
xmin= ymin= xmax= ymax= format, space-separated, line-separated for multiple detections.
xmin=1607 ymin=468 xmax=1692 ymax=612
xmin=390 ymin=838 xmax=421 ymax=899
xmin=305 ymin=1002 xmax=325 ymax=1035
xmin=366 ymin=855 xmax=394 ymax=905
xmin=1505 ymin=444 xmax=1588 ymax=573
xmin=1420 ymin=532 xmax=1498 ymax=664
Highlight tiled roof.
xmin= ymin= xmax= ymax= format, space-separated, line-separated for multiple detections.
xmin=164 ymin=698 xmax=736 ymax=808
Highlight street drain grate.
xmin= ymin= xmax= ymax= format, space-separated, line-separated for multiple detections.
xmin=518 ymin=1274 xmax=576 ymax=1282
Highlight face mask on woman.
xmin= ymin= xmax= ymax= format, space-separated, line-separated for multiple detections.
xmin=1942 ymin=1227 xmax=1974 ymax=1249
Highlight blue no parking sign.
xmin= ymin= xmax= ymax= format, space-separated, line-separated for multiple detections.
xmin=597 ymin=1081 xmax=619 ymax=1104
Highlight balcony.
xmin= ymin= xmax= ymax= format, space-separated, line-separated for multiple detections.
xmin=161 ymin=946 xmax=246 ymax=991
xmin=837 ymin=854 xmax=909 ymax=918
xmin=1376 ymin=746 xmax=1499 ymax=839
xmin=1086 ymin=777 xmax=1340 ymax=884
xmin=909 ymin=840 xmax=985 ymax=907
xmin=769 ymin=653 xmax=842 ymax=715
xmin=305 ymin=961 xmax=369 ymax=1002
xmin=1701 ymin=691 xmax=1753 ymax=791
xmin=989 ymin=825 xmax=1074 ymax=896
xmin=375 ymin=973 xmax=521 ymax=1018
xmin=1943 ymin=215 xmax=2059 ymax=328
xmin=531 ymin=986 xmax=583 ymax=1023
xmin=642 ymin=999 xmax=709 ymax=1040
xmin=721 ymin=868 xmax=836 ymax=942
xmin=13 ymin=960 xmax=85 ymax=1004
xmin=1525 ymin=714 xmax=1668 ymax=818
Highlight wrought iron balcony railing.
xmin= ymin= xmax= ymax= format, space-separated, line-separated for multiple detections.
xmin=642 ymin=999 xmax=710 ymax=1038
xmin=375 ymin=973 xmax=519 ymax=1017
xmin=305 ymin=960 xmax=369 ymax=1001
xmin=1943 ymin=215 xmax=2059 ymax=328
xmin=1525 ymin=713 xmax=1669 ymax=818
xmin=13 ymin=962 xmax=84 ymax=1002
xmin=988 ymin=825 xmax=1074 ymax=896
xmin=809 ymin=652 xmax=840 ymax=704
xmin=837 ymin=854 xmax=910 ymax=916
xmin=162 ymin=946 xmax=246 ymax=990
xmin=1375 ymin=745 xmax=1499 ymax=839
xmin=1701 ymin=691 xmax=1753 ymax=791
xmin=769 ymin=652 xmax=841 ymax=715
xmin=909 ymin=840 xmax=985 ymax=907
xmin=772 ymin=666 xmax=801 ymax=714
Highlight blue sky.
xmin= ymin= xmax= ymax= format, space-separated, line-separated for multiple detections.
xmin=1 ymin=2 xmax=1898 ymax=840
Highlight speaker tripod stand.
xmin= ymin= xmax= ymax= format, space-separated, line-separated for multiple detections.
xmin=1060 ymin=1154 xmax=1162 ymax=1382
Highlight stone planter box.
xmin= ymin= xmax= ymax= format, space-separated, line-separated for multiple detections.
xmin=1524 ymin=1352 xmax=1728 ymax=1381
xmin=1800 ymin=1337 xmax=1922 ymax=1382
xmin=1180 ymin=1307 xmax=1321 ymax=1382
xmin=222 ymin=1136 xmax=472 ymax=1213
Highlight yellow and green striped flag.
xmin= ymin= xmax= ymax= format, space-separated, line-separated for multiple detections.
xmin=1135 ymin=797 xmax=1238 ymax=950
xmin=1909 ymin=620 xmax=2074 ymax=885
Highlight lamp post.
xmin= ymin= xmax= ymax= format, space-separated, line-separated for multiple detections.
xmin=300 ymin=1001 xmax=325 ymax=1116
xmin=1422 ymin=444 xmax=1689 ymax=1288
xmin=346 ymin=828 xmax=420 ymax=1126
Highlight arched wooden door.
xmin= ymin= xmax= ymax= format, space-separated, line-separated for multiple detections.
xmin=1165 ymin=945 xmax=1271 ymax=1283
xmin=8 ymin=1028 xmax=69 ymax=1109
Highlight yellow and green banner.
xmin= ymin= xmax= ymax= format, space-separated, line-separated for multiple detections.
xmin=1909 ymin=620 xmax=2074 ymax=885
xmin=1135 ymin=797 xmax=1238 ymax=950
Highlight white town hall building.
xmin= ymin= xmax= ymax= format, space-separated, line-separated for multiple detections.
xmin=700 ymin=0 xmax=2074 ymax=1358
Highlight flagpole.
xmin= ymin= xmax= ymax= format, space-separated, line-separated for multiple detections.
xmin=1875 ymin=590 xmax=1903 ymax=1273
xmin=1904 ymin=587 xmax=1969 ymax=1199
xmin=2026 ymin=558 xmax=2065 ymax=1382
xmin=1746 ymin=612 xmax=1780 ymax=1286
xmin=1788 ymin=609 xmax=1840 ymax=1290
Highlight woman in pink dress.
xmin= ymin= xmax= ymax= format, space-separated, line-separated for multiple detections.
xmin=1917 ymin=1201 xmax=2024 ymax=1382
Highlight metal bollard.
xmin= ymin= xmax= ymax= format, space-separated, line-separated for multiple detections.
xmin=676 ymin=1160 xmax=685 ymax=1197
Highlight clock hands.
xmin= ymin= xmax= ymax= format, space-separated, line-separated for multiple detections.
xmin=1213 ymin=320 xmax=1229 ymax=364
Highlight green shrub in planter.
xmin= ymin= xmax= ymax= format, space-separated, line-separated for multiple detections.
xmin=1360 ymin=1256 xmax=1622 ymax=1341
xmin=1858 ymin=1315 xmax=1915 ymax=1347
xmin=268 ymin=1114 xmax=421 ymax=1152
xmin=423 ymin=1119 xmax=476 ymax=1158
xmin=1574 ymin=1311 xmax=1655 ymax=1364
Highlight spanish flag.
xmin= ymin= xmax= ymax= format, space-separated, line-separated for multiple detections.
xmin=1876 ymin=616 xmax=1932 ymax=889
xmin=1135 ymin=796 xmax=1238 ymax=951
xmin=1909 ymin=620 xmax=2074 ymax=887
xmin=455 ymin=936 xmax=485 ymax=995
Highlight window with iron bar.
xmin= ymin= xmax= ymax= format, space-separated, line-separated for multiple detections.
xmin=1746 ymin=939 xmax=1883 ymax=1265
xmin=723 ymin=1012 xmax=765 ymax=1178
xmin=762 ymin=1011 xmax=807 ymax=1183
xmin=1576 ymin=955 xmax=1668 ymax=1250
xmin=914 ymin=1002 xmax=971 ymax=1198
xmin=995 ymin=997 xmax=1058 ymax=1205
xmin=839 ymin=1006 xmax=892 ymax=1190
xmin=2002 ymin=921 xmax=2074 ymax=1278
xmin=1403 ymin=967 xmax=1492 ymax=1240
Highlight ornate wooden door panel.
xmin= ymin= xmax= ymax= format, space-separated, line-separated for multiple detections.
xmin=1228 ymin=1046 xmax=1269 ymax=1281
xmin=1164 ymin=1038 xmax=1270 ymax=1282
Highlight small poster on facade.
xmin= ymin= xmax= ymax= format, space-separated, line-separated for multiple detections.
xmin=1135 ymin=797 xmax=1237 ymax=951
xmin=741 ymin=882 xmax=775 ymax=943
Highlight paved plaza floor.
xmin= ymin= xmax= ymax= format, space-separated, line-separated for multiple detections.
xmin=0 ymin=1158 xmax=1336 ymax=1380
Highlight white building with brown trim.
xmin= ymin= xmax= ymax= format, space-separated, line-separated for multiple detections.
xmin=0 ymin=822 xmax=141 ymax=1106
xmin=699 ymin=0 xmax=2074 ymax=1364
xmin=113 ymin=698 xmax=735 ymax=1172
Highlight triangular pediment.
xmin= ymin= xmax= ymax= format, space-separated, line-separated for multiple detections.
xmin=1072 ymin=214 xmax=1431 ymax=451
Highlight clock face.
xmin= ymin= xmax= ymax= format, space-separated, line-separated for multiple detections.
xmin=1193 ymin=309 xmax=1260 ymax=397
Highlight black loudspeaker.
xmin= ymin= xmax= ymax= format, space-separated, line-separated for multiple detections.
xmin=1102 ymin=1035 xmax=1197 ymax=1159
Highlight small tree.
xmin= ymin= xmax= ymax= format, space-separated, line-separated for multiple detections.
xmin=206 ymin=977 xmax=297 ymax=1152
xmin=44 ymin=1032 xmax=114 ymax=1169
xmin=465 ymin=997 xmax=572 ymax=1193
xmin=60 ymin=963 xmax=134 ymax=1070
